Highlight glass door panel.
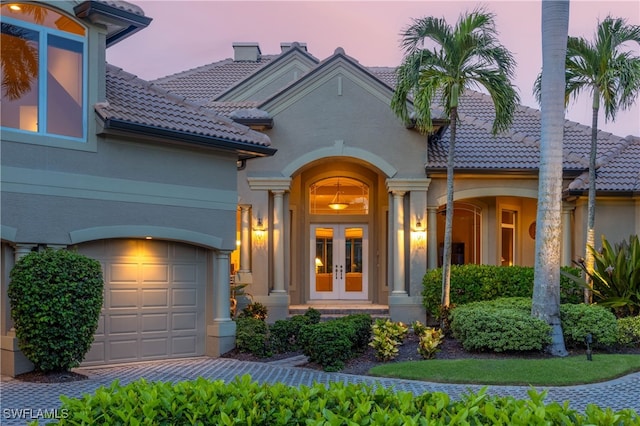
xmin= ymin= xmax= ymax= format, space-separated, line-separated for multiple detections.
xmin=310 ymin=224 xmax=367 ymax=300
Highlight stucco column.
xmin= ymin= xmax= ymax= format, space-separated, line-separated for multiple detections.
xmin=427 ymin=207 xmax=439 ymax=270
xmin=214 ymin=250 xmax=232 ymax=322
xmin=14 ymin=244 xmax=36 ymax=262
xmin=236 ymin=205 xmax=252 ymax=284
xmin=561 ymin=204 xmax=573 ymax=267
xmin=392 ymin=190 xmax=406 ymax=295
xmin=272 ymin=190 xmax=286 ymax=294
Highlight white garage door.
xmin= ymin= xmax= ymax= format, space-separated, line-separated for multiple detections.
xmin=78 ymin=239 xmax=206 ymax=365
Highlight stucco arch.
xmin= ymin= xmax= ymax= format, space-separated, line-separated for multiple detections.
xmin=69 ymin=226 xmax=223 ymax=249
xmin=281 ymin=140 xmax=397 ymax=178
xmin=435 ymin=187 xmax=538 ymax=206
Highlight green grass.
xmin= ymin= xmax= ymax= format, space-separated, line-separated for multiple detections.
xmin=369 ymin=355 xmax=640 ymax=386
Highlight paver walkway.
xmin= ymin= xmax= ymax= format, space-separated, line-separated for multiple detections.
xmin=1 ymin=357 xmax=639 ymax=425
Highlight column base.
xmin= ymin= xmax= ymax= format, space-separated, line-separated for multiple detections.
xmin=388 ymin=295 xmax=426 ymax=324
xmin=1 ymin=336 xmax=34 ymax=377
xmin=206 ymin=320 xmax=237 ymax=357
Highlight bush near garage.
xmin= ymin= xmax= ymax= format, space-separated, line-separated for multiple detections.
xmin=617 ymin=316 xmax=640 ymax=347
xmin=42 ymin=374 xmax=639 ymax=425
xmin=235 ymin=316 xmax=271 ymax=358
xmin=8 ymin=248 xmax=103 ymax=372
xmin=269 ymin=308 xmax=322 ymax=353
xmin=422 ymin=265 xmax=583 ymax=318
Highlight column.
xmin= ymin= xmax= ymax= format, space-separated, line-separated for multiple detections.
xmin=213 ymin=250 xmax=232 ymax=322
xmin=272 ymin=190 xmax=286 ymax=293
xmin=14 ymin=244 xmax=36 ymax=262
xmin=236 ymin=205 xmax=252 ymax=284
xmin=392 ymin=190 xmax=406 ymax=294
xmin=427 ymin=207 xmax=439 ymax=270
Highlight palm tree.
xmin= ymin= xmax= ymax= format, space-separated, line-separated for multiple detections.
xmin=531 ymin=0 xmax=570 ymax=357
xmin=391 ymin=8 xmax=519 ymax=310
xmin=536 ymin=17 xmax=640 ymax=304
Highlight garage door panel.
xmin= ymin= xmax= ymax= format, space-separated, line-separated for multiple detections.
xmin=142 ymin=264 xmax=169 ymax=282
xmin=173 ymin=312 xmax=197 ymax=331
xmin=109 ymin=340 xmax=139 ymax=361
xmin=142 ymin=313 xmax=169 ymax=333
xmin=142 ymin=289 xmax=168 ymax=307
xmin=172 ymin=288 xmax=197 ymax=307
xmin=110 ymin=289 xmax=139 ymax=308
xmin=172 ymin=336 xmax=197 ymax=355
xmin=79 ymin=240 xmax=206 ymax=366
xmin=110 ymin=263 xmax=139 ymax=282
xmin=110 ymin=314 xmax=139 ymax=334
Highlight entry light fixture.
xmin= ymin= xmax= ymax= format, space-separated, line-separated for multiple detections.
xmin=253 ymin=217 xmax=266 ymax=247
xmin=328 ymin=179 xmax=349 ymax=210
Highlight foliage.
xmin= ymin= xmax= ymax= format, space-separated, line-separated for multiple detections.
xmin=229 ymin=282 xmax=252 ymax=318
xmin=238 ymin=302 xmax=269 ymax=321
xmin=450 ymin=298 xmax=552 ymax=352
xmin=342 ymin=314 xmax=374 ymax=351
xmin=411 ymin=320 xmax=428 ymax=336
xmin=269 ymin=309 xmax=321 ymax=353
xmin=235 ymin=317 xmax=271 ymax=358
xmin=560 ymin=303 xmax=618 ymax=348
xmin=617 ymin=316 xmax=640 ymax=347
xmin=44 ymin=374 xmax=639 ymax=425
xmin=423 ymin=265 xmax=583 ymax=317
xmin=369 ymin=319 xmax=408 ymax=361
xmin=299 ymin=321 xmax=355 ymax=371
xmin=8 ymin=249 xmax=103 ymax=372
xmin=417 ymin=327 xmax=445 ymax=360
xmin=576 ymin=235 xmax=640 ymax=317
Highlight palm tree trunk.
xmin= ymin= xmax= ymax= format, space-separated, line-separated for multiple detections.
xmin=584 ymin=93 xmax=599 ymax=304
xmin=531 ymin=0 xmax=569 ymax=357
xmin=441 ymin=106 xmax=457 ymax=309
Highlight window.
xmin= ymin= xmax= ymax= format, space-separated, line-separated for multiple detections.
xmin=309 ymin=177 xmax=369 ymax=215
xmin=501 ymin=210 xmax=516 ymax=266
xmin=1 ymin=3 xmax=86 ymax=140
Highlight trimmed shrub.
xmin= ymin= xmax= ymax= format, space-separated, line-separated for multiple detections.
xmin=560 ymin=303 xmax=618 ymax=348
xmin=423 ymin=265 xmax=583 ymax=317
xmin=235 ymin=317 xmax=271 ymax=357
xmin=269 ymin=315 xmax=312 ymax=353
xmin=617 ymin=316 xmax=640 ymax=347
xmin=47 ymin=374 xmax=639 ymax=425
xmin=299 ymin=320 xmax=355 ymax=371
xmin=342 ymin=313 xmax=373 ymax=351
xmin=303 ymin=307 xmax=322 ymax=324
xmin=8 ymin=249 xmax=103 ymax=372
xmin=450 ymin=298 xmax=552 ymax=352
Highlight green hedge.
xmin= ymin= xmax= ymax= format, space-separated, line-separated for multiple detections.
xmin=8 ymin=249 xmax=103 ymax=372
xmin=423 ymin=265 xmax=583 ymax=317
xmin=269 ymin=309 xmax=321 ymax=353
xmin=236 ymin=317 xmax=271 ymax=358
xmin=618 ymin=316 xmax=640 ymax=347
xmin=561 ymin=304 xmax=618 ymax=348
xmin=41 ymin=375 xmax=639 ymax=425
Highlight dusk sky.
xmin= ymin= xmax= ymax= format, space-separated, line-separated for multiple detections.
xmin=107 ymin=1 xmax=640 ymax=137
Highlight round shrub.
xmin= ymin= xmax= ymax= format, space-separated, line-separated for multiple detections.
xmin=235 ymin=316 xmax=271 ymax=357
xmin=560 ymin=304 xmax=618 ymax=348
xmin=617 ymin=316 xmax=640 ymax=347
xmin=8 ymin=248 xmax=103 ymax=372
xmin=300 ymin=321 xmax=355 ymax=371
xmin=450 ymin=299 xmax=552 ymax=352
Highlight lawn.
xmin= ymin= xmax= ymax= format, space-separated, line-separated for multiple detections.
xmin=368 ymin=354 xmax=640 ymax=386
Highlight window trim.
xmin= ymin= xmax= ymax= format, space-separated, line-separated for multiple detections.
xmin=1 ymin=12 xmax=88 ymax=143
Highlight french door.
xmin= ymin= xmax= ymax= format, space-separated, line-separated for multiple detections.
xmin=310 ymin=224 xmax=368 ymax=300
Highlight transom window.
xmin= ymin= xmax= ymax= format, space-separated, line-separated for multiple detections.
xmin=1 ymin=3 xmax=86 ymax=140
xmin=310 ymin=177 xmax=369 ymax=215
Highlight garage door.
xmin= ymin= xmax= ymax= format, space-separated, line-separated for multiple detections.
xmin=78 ymin=239 xmax=206 ymax=365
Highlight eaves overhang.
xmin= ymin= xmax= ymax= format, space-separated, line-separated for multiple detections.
xmin=74 ymin=1 xmax=152 ymax=47
xmin=99 ymin=118 xmax=277 ymax=160
xmin=425 ymin=167 xmax=584 ymax=178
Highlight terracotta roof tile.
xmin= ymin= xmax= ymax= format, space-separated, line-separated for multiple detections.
xmin=98 ymin=64 xmax=271 ymax=147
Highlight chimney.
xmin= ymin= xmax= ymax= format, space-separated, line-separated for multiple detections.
xmin=280 ymin=42 xmax=307 ymax=53
xmin=233 ymin=42 xmax=261 ymax=62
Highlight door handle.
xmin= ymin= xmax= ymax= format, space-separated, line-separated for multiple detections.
xmin=334 ymin=264 xmax=338 ymax=279
xmin=340 ymin=265 xmax=343 ymax=279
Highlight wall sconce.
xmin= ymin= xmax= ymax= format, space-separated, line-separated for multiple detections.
xmin=253 ymin=217 xmax=266 ymax=247
xmin=412 ymin=218 xmax=426 ymax=250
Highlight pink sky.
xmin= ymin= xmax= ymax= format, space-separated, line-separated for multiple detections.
xmin=107 ymin=1 xmax=640 ymax=137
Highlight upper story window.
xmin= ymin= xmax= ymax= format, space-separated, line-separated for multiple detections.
xmin=1 ymin=3 xmax=86 ymax=140
xmin=310 ymin=177 xmax=369 ymax=215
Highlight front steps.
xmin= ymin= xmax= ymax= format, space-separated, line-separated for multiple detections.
xmin=289 ymin=304 xmax=389 ymax=320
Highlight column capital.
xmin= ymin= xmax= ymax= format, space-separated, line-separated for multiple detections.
xmin=247 ymin=176 xmax=291 ymax=192
xmin=238 ymin=204 xmax=252 ymax=211
xmin=386 ymin=177 xmax=431 ymax=193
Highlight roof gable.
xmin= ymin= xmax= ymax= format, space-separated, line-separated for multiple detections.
xmin=215 ymin=43 xmax=319 ymax=102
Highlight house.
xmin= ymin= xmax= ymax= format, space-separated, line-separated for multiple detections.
xmin=2 ymin=1 xmax=639 ymax=377
xmin=0 ymin=1 xmax=274 ymax=376
xmin=154 ymin=40 xmax=639 ymax=325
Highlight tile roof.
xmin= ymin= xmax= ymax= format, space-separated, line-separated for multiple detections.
xmin=154 ymin=45 xmax=637 ymax=192
xmin=97 ymin=64 xmax=272 ymax=149
xmin=96 ymin=0 xmax=145 ymax=16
